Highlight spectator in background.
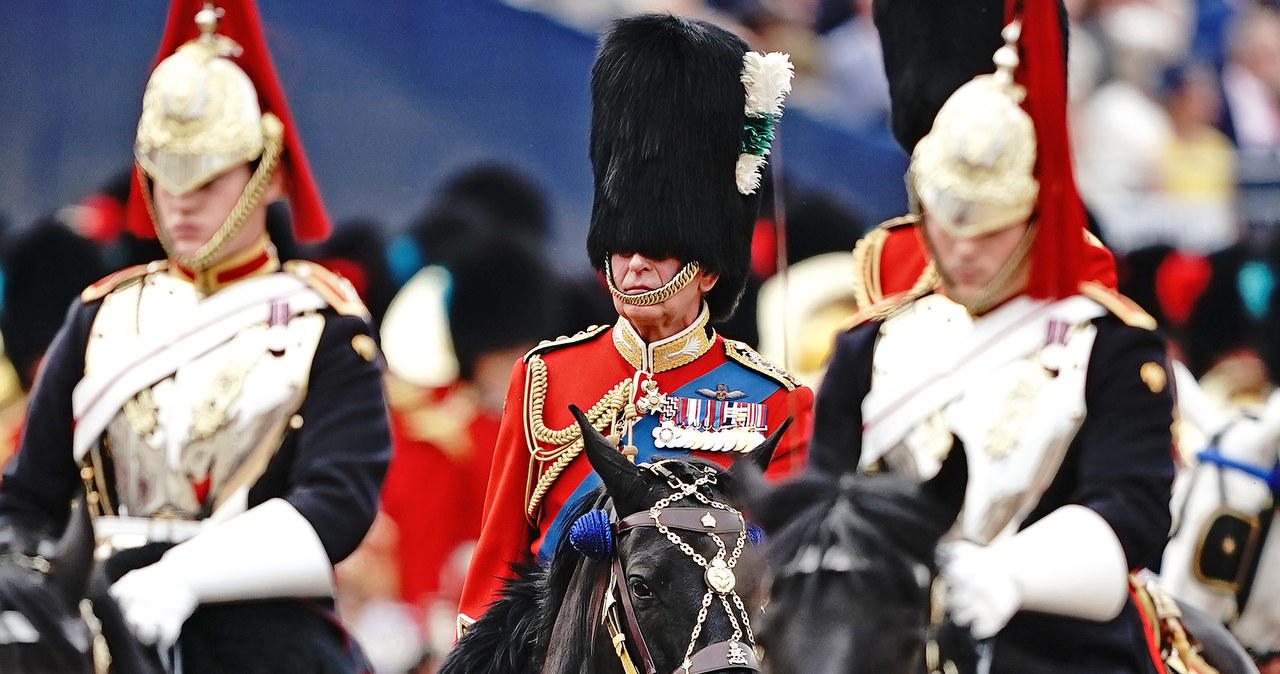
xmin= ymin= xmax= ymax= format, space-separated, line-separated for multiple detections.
xmin=1220 ymin=5 xmax=1280 ymax=153
xmin=812 ymin=0 xmax=891 ymax=131
xmin=1074 ymin=0 xmax=1191 ymax=253
xmin=1154 ymin=61 xmax=1238 ymax=253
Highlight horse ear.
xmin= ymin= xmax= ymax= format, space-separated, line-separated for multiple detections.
xmin=48 ymin=497 xmax=94 ymax=609
xmin=726 ymin=459 xmax=775 ymax=532
xmin=570 ymin=405 xmax=648 ymax=515
xmin=920 ymin=436 xmax=967 ymax=534
xmin=740 ymin=416 xmax=791 ymax=473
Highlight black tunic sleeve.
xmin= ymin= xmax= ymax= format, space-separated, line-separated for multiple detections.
xmin=260 ymin=311 xmax=391 ymax=564
xmin=0 ymin=299 xmax=102 ymax=533
xmin=809 ymin=320 xmax=880 ymax=476
xmin=1033 ymin=315 xmax=1176 ymax=569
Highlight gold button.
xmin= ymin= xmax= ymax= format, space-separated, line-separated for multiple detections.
xmin=80 ymin=466 xmax=94 ymax=481
xmin=289 ymin=414 xmax=304 ymax=430
xmin=351 ymin=334 xmax=377 ymax=362
xmin=1140 ymin=362 xmax=1166 ymax=394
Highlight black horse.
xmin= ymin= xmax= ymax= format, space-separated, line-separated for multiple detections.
xmin=439 ymin=406 xmax=787 ymax=674
xmin=739 ymin=444 xmax=968 ymax=674
xmin=0 ymin=499 xmax=158 ymax=674
xmin=737 ymin=448 xmax=1259 ymax=674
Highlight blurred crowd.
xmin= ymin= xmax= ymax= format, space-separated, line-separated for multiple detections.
xmin=3 ymin=0 xmax=1280 ymax=671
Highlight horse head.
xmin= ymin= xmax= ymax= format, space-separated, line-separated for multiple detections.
xmin=736 ymin=442 xmax=967 ymax=674
xmin=0 ymin=498 xmax=96 ymax=674
xmin=0 ymin=500 xmax=159 ymax=674
xmin=537 ymin=406 xmax=788 ymax=674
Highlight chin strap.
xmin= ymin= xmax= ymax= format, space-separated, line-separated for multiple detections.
xmin=159 ymin=498 xmax=335 ymax=602
xmin=142 ymin=114 xmax=285 ymax=273
xmin=605 ymin=259 xmax=701 ymax=307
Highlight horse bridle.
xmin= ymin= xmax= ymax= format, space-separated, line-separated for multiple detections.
xmin=598 ymin=462 xmax=760 ymax=674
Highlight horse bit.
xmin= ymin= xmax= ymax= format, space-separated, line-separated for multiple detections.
xmin=572 ymin=462 xmax=760 ymax=674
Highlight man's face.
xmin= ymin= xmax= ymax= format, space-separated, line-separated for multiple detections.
xmin=153 ymin=164 xmax=256 ymax=260
xmin=608 ymin=253 xmax=714 ymax=338
xmin=922 ymin=212 xmax=1029 ymax=306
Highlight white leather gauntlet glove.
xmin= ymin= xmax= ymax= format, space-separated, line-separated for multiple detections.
xmin=109 ymin=498 xmax=336 ymax=648
xmin=939 ymin=505 xmax=1129 ymax=640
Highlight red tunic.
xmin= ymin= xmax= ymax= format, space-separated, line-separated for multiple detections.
xmin=457 ymin=313 xmax=813 ymax=625
xmin=380 ymin=381 xmax=499 ymax=608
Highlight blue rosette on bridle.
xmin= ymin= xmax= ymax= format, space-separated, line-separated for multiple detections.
xmin=569 ymin=509 xmax=614 ymax=561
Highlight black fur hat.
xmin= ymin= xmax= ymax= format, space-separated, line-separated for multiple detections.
xmin=446 ymin=237 xmax=562 ymax=382
xmin=586 ymin=14 xmax=758 ymax=322
xmin=873 ymin=0 xmax=1067 ymax=154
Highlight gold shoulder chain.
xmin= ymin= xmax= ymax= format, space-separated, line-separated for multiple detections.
xmin=524 ymin=354 xmax=634 ymax=518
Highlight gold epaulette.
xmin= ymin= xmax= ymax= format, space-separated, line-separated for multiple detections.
xmin=80 ymin=261 xmax=168 ymax=303
xmin=522 ymin=324 xmax=609 ymax=362
xmin=724 ymin=340 xmax=800 ymax=391
xmin=1080 ymin=281 xmax=1157 ymax=331
xmin=841 ymin=290 xmax=916 ymax=332
xmin=851 ymin=214 xmax=919 ymax=308
xmin=283 ymin=260 xmax=370 ymax=319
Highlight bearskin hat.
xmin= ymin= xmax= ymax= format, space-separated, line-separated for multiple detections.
xmin=586 ymin=14 xmax=771 ymax=322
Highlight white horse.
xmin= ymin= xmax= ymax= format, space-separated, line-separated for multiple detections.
xmin=1162 ymin=363 xmax=1280 ymax=669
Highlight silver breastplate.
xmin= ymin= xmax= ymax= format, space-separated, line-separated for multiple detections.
xmin=84 ymin=273 xmax=324 ymax=518
xmin=869 ymin=295 xmax=1099 ymax=544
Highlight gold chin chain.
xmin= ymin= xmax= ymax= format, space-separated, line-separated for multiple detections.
xmin=524 ymin=355 xmax=634 ymax=517
xmin=605 ymin=259 xmax=701 ymax=307
xmin=142 ymin=114 xmax=284 ymax=272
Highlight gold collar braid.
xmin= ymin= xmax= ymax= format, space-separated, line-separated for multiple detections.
xmin=605 ymin=259 xmax=701 ymax=307
xmin=141 ymin=113 xmax=285 ymax=273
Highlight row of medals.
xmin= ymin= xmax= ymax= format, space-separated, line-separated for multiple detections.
xmin=634 ymin=378 xmax=766 ymax=453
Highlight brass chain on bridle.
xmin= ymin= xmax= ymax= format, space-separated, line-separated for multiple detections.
xmin=603 ymin=465 xmax=757 ymax=674
xmin=650 ymin=470 xmax=753 ymax=670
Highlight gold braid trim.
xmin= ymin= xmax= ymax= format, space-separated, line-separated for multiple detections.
xmin=524 ymin=354 xmax=634 ymax=518
xmin=850 ymin=230 xmax=882 ymax=308
xmin=604 ymin=259 xmax=701 ymax=307
xmin=142 ymin=113 xmax=284 ymax=272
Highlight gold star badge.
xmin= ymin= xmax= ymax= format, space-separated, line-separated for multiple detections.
xmin=1140 ymin=362 xmax=1166 ymax=394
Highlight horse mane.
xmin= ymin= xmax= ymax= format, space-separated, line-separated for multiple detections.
xmin=442 ymin=456 xmax=739 ymax=674
xmin=440 ymin=490 xmax=608 ymax=674
xmin=752 ymin=471 xmax=951 ymax=602
xmin=0 ymin=566 xmax=94 ymax=674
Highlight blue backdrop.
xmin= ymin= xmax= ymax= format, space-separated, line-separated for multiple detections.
xmin=0 ymin=0 xmax=908 ymax=275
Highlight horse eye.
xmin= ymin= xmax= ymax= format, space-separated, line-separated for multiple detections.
xmin=629 ymin=579 xmax=654 ymax=599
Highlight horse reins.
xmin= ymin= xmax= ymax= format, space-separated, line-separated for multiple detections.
xmin=600 ymin=463 xmax=761 ymax=674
